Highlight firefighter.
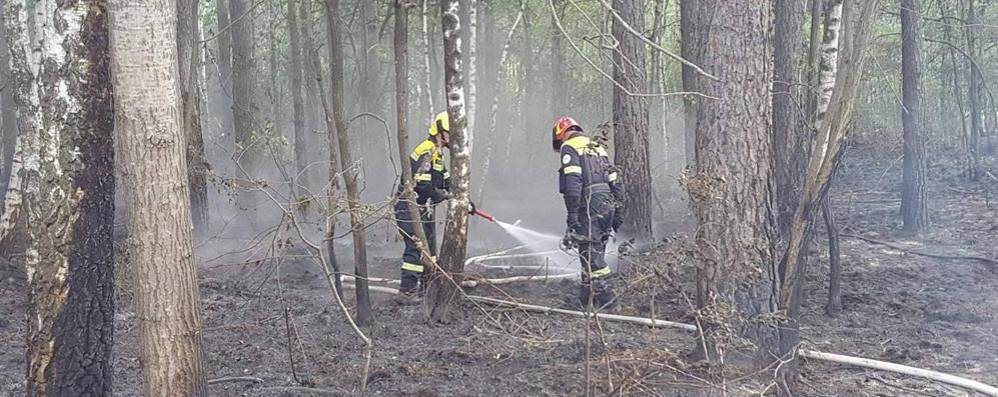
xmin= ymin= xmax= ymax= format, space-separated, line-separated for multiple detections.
xmin=394 ymin=111 xmax=452 ymax=302
xmin=552 ymin=116 xmax=625 ymax=308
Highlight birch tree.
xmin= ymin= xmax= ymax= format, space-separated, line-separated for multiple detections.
xmin=8 ymin=0 xmax=117 ymax=394
xmin=0 ymin=0 xmax=38 ymax=254
xmin=109 ymin=0 xmax=207 ymax=394
xmin=0 ymin=0 xmax=16 ymax=206
xmin=426 ymin=0 xmax=471 ymax=323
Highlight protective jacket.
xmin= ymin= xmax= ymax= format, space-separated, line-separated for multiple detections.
xmin=395 ymin=139 xmax=450 ymax=294
xmin=398 ymin=139 xmax=450 ymax=204
xmin=558 ymin=134 xmax=624 ymax=282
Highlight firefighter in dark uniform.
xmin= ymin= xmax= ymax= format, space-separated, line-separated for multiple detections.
xmin=395 ymin=112 xmax=452 ymax=301
xmin=552 ymin=116 xmax=625 ymax=308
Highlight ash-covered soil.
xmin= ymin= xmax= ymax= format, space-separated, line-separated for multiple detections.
xmin=1 ymin=150 xmax=997 ymax=396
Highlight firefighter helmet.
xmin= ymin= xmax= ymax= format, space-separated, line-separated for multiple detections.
xmin=552 ymin=116 xmax=582 ymax=151
xmin=429 ymin=111 xmax=450 ymax=137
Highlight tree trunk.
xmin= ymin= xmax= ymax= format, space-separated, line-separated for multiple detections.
xmin=301 ymin=0 xmax=344 ymax=301
xmin=900 ymin=0 xmax=929 ymax=231
xmin=688 ymin=0 xmax=781 ymax=364
xmin=421 ymin=0 xmax=434 ymax=113
xmin=395 ymin=0 xmax=434 ymax=273
xmin=679 ymin=0 xmax=701 ymax=167
xmin=611 ymin=0 xmax=653 ymax=239
xmin=0 ymin=0 xmax=16 ymax=207
xmin=0 ymin=0 xmax=38 ymax=256
xmin=215 ymin=0 xmax=231 ymax=86
xmin=773 ymin=0 xmax=809 ymax=234
xmin=325 ymin=0 xmax=372 ymax=327
xmin=427 ymin=0 xmax=471 ymax=323
xmin=229 ymin=0 xmax=260 ymax=209
xmin=649 ymin=0 xmax=667 ymax=151
xmin=964 ymin=0 xmax=981 ymax=181
xmin=550 ymin=0 xmax=566 ymax=117
xmin=466 ymin=0 xmax=477 ymax=153
xmin=177 ymin=0 xmax=209 ymax=233
xmin=823 ymin=198 xmax=842 ymax=315
xmin=805 ymin=0 xmax=824 ymax=117
xmin=14 ymin=1 xmax=116 ymax=395
xmin=288 ymin=0 xmax=308 ymax=211
xmin=109 ymin=0 xmax=207 ymax=395
xmin=941 ymin=0 xmax=969 ymax=150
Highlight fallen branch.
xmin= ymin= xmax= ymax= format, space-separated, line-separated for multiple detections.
xmin=208 ymin=376 xmax=265 ymax=385
xmin=249 ymin=386 xmax=345 ymax=396
xmin=342 ymin=272 xmax=577 ymax=289
xmin=798 ymin=350 xmax=998 ymax=397
xmin=841 ymin=232 xmax=998 ymax=269
xmin=466 ymin=295 xmax=698 ymax=331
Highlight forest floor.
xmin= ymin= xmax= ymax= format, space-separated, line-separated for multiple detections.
xmin=1 ymin=149 xmax=997 ymax=396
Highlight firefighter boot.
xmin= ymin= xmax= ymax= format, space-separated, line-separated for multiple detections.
xmin=395 ymin=271 xmax=423 ymax=305
xmin=579 ymin=277 xmax=616 ymax=310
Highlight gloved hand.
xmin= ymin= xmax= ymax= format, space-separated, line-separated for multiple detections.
xmin=561 ymin=228 xmax=580 ymax=251
xmin=430 ymin=189 xmax=451 ymax=204
xmin=566 ymin=211 xmax=581 ymax=233
xmin=468 ymin=201 xmax=477 ymax=215
xmin=611 ymin=210 xmax=624 ymax=233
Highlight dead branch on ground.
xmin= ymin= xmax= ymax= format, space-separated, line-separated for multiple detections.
xmin=840 ymin=232 xmax=998 ymax=270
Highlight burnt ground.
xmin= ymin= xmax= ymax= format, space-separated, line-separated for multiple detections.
xmin=1 ymin=150 xmax=998 ymax=396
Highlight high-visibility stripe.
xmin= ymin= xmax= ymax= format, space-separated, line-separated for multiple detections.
xmin=563 ymin=166 xmax=582 ymax=175
xmin=414 ymin=173 xmax=432 ymax=182
xmin=586 ymin=267 xmax=611 ymax=278
xmin=401 ymin=262 xmax=425 ymax=273
xmin=608 ymin=172 xmax=618 ymax=182
xmin=443 ymin=172 xmax=451 ymax=179
xmin=411 ymin=140 xmax=436 ymax=161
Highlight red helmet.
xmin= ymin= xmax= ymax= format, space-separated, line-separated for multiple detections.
xmin=552 ymin=116 xmax=582 ymax=151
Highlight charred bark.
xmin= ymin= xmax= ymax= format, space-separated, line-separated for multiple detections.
xmin=109 ymin=0 xmax=208 ymax=394
xmin=773 ymin=0 xmax=809 ymax=233
xmin=823 ymin=199 xmax=842 ymax=315
xmin=688 ymin=0 xmax=781 ymax=364
xmin=900 ymin=0 xmax=929 ymax=231
xmin=19 ymin=1 xmax=116 ymax=395
xmin=611 ymin=0 xmax=653 ymax=239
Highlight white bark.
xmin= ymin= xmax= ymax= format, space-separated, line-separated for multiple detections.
xmin=466 ymin=0 xmax=478 ymax=154
xmin=0 ymin=0 xmax=41 ymax=249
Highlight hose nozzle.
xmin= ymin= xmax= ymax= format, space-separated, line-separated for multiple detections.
xmin=469 ymin=201 xmax=496 ymax=222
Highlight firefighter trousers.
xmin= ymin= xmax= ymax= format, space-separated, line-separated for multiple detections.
xmin=395 ymin=200 xmax=436 ymax=292
xmin=577 ymin=191 xmax=614 ymax=281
